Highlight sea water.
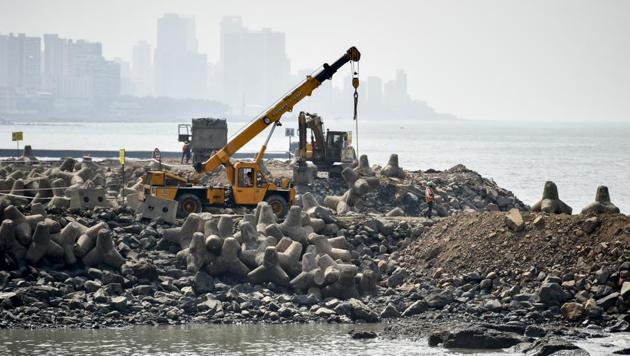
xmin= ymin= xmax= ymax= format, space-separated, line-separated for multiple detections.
xmin=1 ymin=119 xmax=628 ymax=213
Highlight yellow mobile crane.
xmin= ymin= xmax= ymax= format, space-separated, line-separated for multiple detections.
xmin=142 ymin=47 xmax=361 ymax=217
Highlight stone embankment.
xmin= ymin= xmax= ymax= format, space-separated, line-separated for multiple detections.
xmin=0 ymin=153 xmax=628 ymax=355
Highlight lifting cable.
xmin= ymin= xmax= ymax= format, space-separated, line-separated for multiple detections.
xmin=351 ymin=60 xmax=360 ymax=157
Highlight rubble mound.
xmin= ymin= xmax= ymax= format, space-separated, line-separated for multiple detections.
xmin=310 ymin=164 xmax=527 ymax=216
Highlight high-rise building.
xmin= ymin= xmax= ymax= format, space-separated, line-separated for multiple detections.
xmin=42 ymin=35 xmax=120 ymax=99
xmin=132 ymin=41 xmax=153 ymax=97
xmin=384 ymin=68 xmax=410 ymax=107
xmin=367 ymin=76 xmax=383 ymax=106
xmin=43 ymin=34 xmax=65 ymax=92
xmin=218 ymin=16 xmax=291 ymax=115
xmin=154 ymin=14 xmax=207 ymax=99
xmin=0 ymin=33 xmax=41 ymax=91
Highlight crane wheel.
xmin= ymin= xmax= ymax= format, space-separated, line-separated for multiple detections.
xmin=177 ymin=193 xmax=202 ymax=217
xmin=264 ymin=194 xmax=289 ymax=218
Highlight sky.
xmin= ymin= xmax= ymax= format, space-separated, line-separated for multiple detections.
xmin=1 ymin=0 xmax=629 ymax=122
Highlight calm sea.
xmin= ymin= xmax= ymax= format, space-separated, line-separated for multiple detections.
xmin=1 ymin=119 xmax=629 ymax=213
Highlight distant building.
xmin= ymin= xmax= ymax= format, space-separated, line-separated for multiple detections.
xmin=42 ymin=34 xmax=65 ymax=92
xmin=218 ymin=16 xmax=291 ymax=115
xmin=0 ymin=33 xmax=41 ymax=91
xmin=154 ymin=14 xmax=207 ymax=99
xmin=132 ymin=41 xmax=153 ymax=97
xmin=45 ymin=37 xmax=120 ymax=100
xmin=367 ymin=76 xmax=383 ymax=106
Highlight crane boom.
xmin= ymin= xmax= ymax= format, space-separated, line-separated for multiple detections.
xmin=195 ymin=46 xmax=361 ymax=175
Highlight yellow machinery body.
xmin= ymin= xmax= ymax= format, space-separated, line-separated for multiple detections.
xmin=142 ymin=47 xmax=360 ymax=217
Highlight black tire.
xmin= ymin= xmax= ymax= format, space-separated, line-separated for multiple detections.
xmin=177 ymin=193 xmax=202 ymax=217
xmin=265 ymin=194 xmax=289 ymax=218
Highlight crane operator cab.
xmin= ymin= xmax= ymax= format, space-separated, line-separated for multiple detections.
xmin=232 ymin=161 xmax=293 ymax=217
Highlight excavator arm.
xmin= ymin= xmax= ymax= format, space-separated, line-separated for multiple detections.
xmin=195 ymin=47 xmax=361 ymax=177
xmin=298 ymin=112 xmax=327 ymax=161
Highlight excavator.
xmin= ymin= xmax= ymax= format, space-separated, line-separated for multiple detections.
xmin=296 ymin=111 xmax=356 ymax=176
xmin=141 ymin=47 xmax=361 ymax=218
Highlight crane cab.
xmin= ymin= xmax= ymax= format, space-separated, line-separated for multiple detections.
xmin=231 ymin=161 xmax=294 ymax=217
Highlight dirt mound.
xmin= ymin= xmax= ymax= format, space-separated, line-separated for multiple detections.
xmin=399 ymin=212 xmax=630 ymax=277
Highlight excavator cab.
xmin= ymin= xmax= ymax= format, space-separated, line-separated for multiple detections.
xmin=325 ymin=130 xmax=350 ymax=164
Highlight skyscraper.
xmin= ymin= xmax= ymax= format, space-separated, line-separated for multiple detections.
xmin=154 ymin=14 xmax=207 ymax=99
xmin=43 ymin=34 xmax=65 ymax=92
xmin=218 ymin=16 xmax=291 ymax=115
xmin=42 ymin=35 xmax=120 ymax=100
xmin=0 ymin=33 xmax=41 ymax=91
xmin=132 ymin=41 xmax=153 ymax=96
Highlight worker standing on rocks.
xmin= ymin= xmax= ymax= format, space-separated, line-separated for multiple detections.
xmin=424 ymin=181 xmax=436 ymax=219
xmin=181 ymin=141 xmax=191 ymax=164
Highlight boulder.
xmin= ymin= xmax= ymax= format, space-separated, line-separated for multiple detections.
xmin=523 ymin=337 xmax=587 ymax=356
xmin=504 ymin=208 xmax=525 ymax=232
xmin=402 ymin=300 xmax=428 ymax=317
xmin=560 ymin=302 xmax=584 ymax=321
xmin=537 ymin=282 xmax=570 ymax=306
xmin=432 ymin=327 xmax=523 ymax=350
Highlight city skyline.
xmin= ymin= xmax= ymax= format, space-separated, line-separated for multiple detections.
xmin=1 ymin=0 xmax=629 ymax=122
xmin=0 ymin=14 xmax=448 ymax=121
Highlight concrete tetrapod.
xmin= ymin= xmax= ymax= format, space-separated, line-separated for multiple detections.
xmin=301 ymin=192 xmax=336 ymax=224
xmin=315 ymin=253 xmax=361 ymax=298
xmin=162 ymin=213 xmax=203 ymax=250
xmin=256 ymin=202 xmax=278 ymax=234
xmin=8 ymin=179 xmax=29 ymax=206
xmin=177 ymin=232 xmax=213 ymax=273
xmin=81 ymin=229 xmax=125 ymax=269
xmin=30 ymin=203 xmax=46 ymax=217
xmin=322 ymin=262 xmax=360 ymax=299
xmin=217 ymin=215 xmax=234 ymax=238
xmin=381 ymin=153 xmax=404 ymax=178
xmin=74 ymin=221 xmax=108 ymax=257
xmin=342 ymin=167 xmax=370 ymax=197
xmin=276 ymin=237 xmax=303 ymax=278
xmin=531 ymin=181 xmax=573 ymax=214
xmin=48 ymin=178 xmax=70 ymax=209
xmin=239 ymin=222 xmax=265 ymax=268
xmin=26 ymin=222 xmax=63 ymax=264
xmin=0 ymin=220 xmax=26 ymax=261
xmin=581 ymin=186 xmax=620 ymax=214
xmin=278 ymin=206 xmax=309 ymax=246
xmin=247 ymin=246 xmax=290 ymax=287
xmin=4 ymin=205 xmax=43 ymax=245
xmin=308 ymin=233 xmax=352 ymax=262
xmin=52 ymin=222 xmax=87 ymax=265
xmin=355 ymin=154 xmax=375 ymax=177
xmin=290 ymin=252 xmax=325 ymax=292
xmin=203 ymin=220 xmax=223 ymax=254
xmin=206 ymin=237 xmax=250 ymax=278
xmin=28 ymin=177 xmax=52 ymax=205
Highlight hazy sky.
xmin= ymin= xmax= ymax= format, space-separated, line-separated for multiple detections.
xmin=1 ymin=0 xmax=629 ymax=122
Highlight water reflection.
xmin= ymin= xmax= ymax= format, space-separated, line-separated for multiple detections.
xmin=0 ymin=324 xmax=627 ymax=355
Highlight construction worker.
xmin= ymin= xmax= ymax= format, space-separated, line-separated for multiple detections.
xmin=181 ymin=141 xmax=191 ymax=164
xmin=424 ymin=181 xmax=436 ymax=219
